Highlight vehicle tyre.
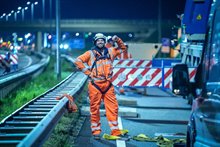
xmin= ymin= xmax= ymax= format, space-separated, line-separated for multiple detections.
xmin=187 ymin=94 xmax=193 ymax=105
xmin=186 ymin=131 xmax=191 ymax=147
xmin=187 ymin=130 xmax=196 ymax=147
xmin=187 ymin=118 xmax=196 ymax=147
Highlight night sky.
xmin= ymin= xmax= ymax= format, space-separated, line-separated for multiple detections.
xmin=0 ymin=0 xmax=186 ymax=20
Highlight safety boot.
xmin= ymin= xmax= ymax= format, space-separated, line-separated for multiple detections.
xmin=111 ymin=129 xmax=129 ymax=136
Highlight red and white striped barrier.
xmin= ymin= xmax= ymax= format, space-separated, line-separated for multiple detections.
xmin=10 ymin=54 xmax=18 ymax=65
xmin=0 ymin=54 xmax=5 ymax=60
xmin=113 ymin=60 xmax=152 ymax=68
xmin=163 ymin=67 xmax=197 ymax=89
xmin=188 ymin=67 xmax=197 ymax=82
xmin=112 ymin=67 xmax=162 ymax=87
xmin=112 ymin=67 xmax=197 ymax=89
xmin=0 ymin=54 xmax=19 ymax=69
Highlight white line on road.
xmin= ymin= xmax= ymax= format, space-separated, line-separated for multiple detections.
xmin=116 ymin=116 xmax=126 ymax=147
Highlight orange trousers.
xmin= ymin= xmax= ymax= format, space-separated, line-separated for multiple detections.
xmin=88 ymin=81 xmax=121 ymax=136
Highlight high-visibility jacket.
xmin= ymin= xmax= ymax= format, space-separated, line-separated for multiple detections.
xmin=74 ymin=37 xmax=127 ymax=136
xmin=105 ymin=43 xmax=113 ymax=48
xmin=74 ymin=38 xmax=127 ymax=82
xmin=117 ymin=51 xmax=132 ymax=59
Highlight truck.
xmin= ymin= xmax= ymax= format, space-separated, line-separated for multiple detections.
xmin=172 ymin=0 xmax=213 ymax=103
xmin=171 ymin=0 xmax=220 ymax=146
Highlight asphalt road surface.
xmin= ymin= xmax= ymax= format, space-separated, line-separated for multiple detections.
xmin=76 ymin=87 xmax=191 ymax=147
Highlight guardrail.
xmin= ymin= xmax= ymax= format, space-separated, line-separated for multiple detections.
xmin=0 ymin=71 xmax=87 ymax=147
xmin=0 ymin=53 xmax=50 ymax=99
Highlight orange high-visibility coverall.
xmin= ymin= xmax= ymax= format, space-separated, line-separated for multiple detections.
xmin=117 ymin=50 xmax=132 ymax=59
xmin=74 ymin=37 xmax=126 ymax=136
xmin=105 ymin=43 xmax=113 ymax=48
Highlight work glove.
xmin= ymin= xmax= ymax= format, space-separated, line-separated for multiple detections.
xmin=112 ymin=35 xmax=119 ymax=41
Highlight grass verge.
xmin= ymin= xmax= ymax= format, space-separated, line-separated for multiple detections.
xmin=43 ymin=83 xmax=88 ymax=147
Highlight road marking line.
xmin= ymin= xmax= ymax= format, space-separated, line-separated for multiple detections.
xmin=116 ymin=116 xmax=126 ymax=147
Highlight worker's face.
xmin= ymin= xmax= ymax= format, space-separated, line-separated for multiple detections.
xmin=109 ymin=40 xmax=115 ymax=47
xmin=95 ymin=39 xmax=105 ymax=48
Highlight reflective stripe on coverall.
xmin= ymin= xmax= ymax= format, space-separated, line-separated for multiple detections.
xmin=74 ymin=37 xmax=126 ymax=136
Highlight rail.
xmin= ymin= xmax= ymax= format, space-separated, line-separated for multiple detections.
xmin=0 ymin=71 xmax=87 ymax=147
xmin=0 ymin=53 xmax=49 ymax=99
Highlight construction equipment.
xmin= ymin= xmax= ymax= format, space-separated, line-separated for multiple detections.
xmin=171 ymin=0 xmax=220 ymax=146
xmin=172 ymin=0 xmax=213 ymax=102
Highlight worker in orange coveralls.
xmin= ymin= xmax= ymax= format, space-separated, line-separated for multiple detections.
xmin=74 ymin=33 xmax=127 ymax=139
xmin=116 ymin=43 xmax=132 ymax=59
xmin=105 ymin=36 xmax=116 ymax=48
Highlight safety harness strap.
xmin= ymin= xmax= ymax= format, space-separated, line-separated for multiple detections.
xmin=89 ymin=47 xmax=112 ymax=94
xmin=90 ymin=47 xmax=110 ymax=75
xmin=91 ymin=80 xmax=112 ymax=94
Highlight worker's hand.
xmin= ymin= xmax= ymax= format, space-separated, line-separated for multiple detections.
xmin=112 ymin=35 xmax=119 ymax=41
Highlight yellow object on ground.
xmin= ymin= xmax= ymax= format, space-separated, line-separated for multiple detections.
xmin=103 ymin=133 xmax=121 ymax=140
xmin=133 ymin=134 xmax=156 ymax=142
xmin=155 ymin=135 xmax=173 ymax=147
xmin=120 ymin=129 xmax=129 ymax=135
xmin=132 ymin=134 xmax=186 ymax=147
xmin=102 ymin=129 xmax=129 ymax=140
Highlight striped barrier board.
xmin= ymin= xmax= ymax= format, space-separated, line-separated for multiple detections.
xmin=188 ymin=67 xmax=197 ymax=82
xmin=0 ymin=54 xmax=9 ymax=67
xmin=10 ymin=54 xmax=18 ymax=65
xmin=0 ymin=54 xmax=5 ymax=60
xmin=112 ymin=67 xmax=197 ymax=89
xmin=112 ymin=67 xmax=162 ymax=87
xmin=113 ymin=59 xmax=152 ymax=68
xmin=0 ymin=54 xmax=18 ymax=65
xmin=163 ymin=67 xmax=197 ymax=89
xmin=113 ymin=59 xmax=182 ymax=68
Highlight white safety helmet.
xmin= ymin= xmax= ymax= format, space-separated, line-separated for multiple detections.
xmin=106 ymin=36 xmax=113 ymax=42
xmin=93 ymin=33 xmax=106 ymax=44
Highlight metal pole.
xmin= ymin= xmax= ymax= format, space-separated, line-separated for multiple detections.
xmin=31 ymin=3 xmax=34 ymax=21
xmin=50 ymin=0 xmax=52 ymax=22
xmin=158 ymin=0 xmax=161 ymax=43
xmin=14 ymin=13 xmax=17 ymax=21
xmin=22 ymin=9 xmax=24 ymax=21
xmin=42 ymin=0 xmax=45 ymax=20
xmin=49 ymin=0 xmax=52 ymax=52
xmin=50 ymin=0 xmax=52 ymax=20
xmin=56 ymin=0 xmax=61 ymax=80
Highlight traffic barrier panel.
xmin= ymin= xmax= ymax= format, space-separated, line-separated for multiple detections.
xmin=152 ymin=58 xmax=181 ymax=67
xmin=112 ymin=66 xmax=197 ymax=89
xmin=113 ymin=59 xmax=152 ymax=68
xmin=112 ymin=67 xmax=162 ymax=87
xmin=0 ymin=54 xmax=5 ymax=60
xmin=163 ymin=67 xmax=197 ymax=89
xmin=10 ymin=54 xmax=18 ymax=65
xmin=113 ymin=59 xmax=182 ymax=68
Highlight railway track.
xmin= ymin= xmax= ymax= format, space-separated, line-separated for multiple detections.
xmin=0 ymin=71 xmax=87 ymax=147
xmin=0 ymin=53 xmax=49 ymax=99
